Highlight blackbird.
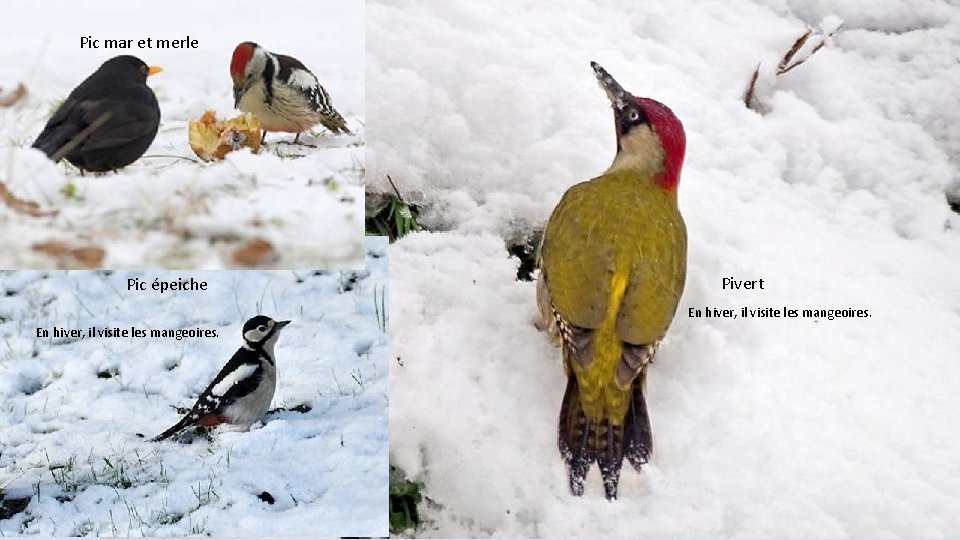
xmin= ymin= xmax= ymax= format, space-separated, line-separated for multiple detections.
xmin=32 ymin=55 xmax=162 ymax=172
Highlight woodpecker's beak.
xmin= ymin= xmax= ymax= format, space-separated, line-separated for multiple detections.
xmin=591 ymin=61 xmax=629 ymax=110
xmin=276 ymin=320 xmax=292 ymax=329
xmin=147 ymin=66 xmax=163 ymax=76
xmin=233 ymin=86 xmax=242 ymax=108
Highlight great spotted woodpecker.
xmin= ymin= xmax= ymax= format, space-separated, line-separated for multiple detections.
xmin=151 ymin=316 xmax=291 ymax=441
xmin=229 ymin=41 xmax=350 ymax=143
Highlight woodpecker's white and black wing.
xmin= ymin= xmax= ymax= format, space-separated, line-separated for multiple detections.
xmin=275 ymin=54 xmax=328 ymax=113
xmin=275 ymin=53 xmax=350 ymax=134
xmin=151 ymin=348 xmax=266 ymax=441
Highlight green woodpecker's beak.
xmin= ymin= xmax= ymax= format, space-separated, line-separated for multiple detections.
xmin=591 ymin=61 xmax=629 ymax=109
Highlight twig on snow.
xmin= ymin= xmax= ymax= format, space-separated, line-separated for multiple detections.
xmin=744 ymin=25 xmax=842 ymax=112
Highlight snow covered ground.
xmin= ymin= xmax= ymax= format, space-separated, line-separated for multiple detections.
xmin=0 ymin=0 xmax=364 ymax=269
xmin=0 ymin=237 xmax=389 ymax=537
xmin=370 ymin=1 xmax=960 ymax=537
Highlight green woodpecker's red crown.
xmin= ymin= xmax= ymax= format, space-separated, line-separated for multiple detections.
xmin=591 ymin=61 xmax=686 ymax=191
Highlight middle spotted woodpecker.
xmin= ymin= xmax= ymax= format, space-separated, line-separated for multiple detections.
xmin=230 ymin=41 xmax=350 ymax=143
xmin=151 ymin=316 xmax=291 ymax=441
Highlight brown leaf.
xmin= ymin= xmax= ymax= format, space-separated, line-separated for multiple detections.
xmin=0 ymin=179 xmax=58 ymax=217
xmin=32 ymin=241 xmax=105 ymax=268
xmin=230 ymin=237 xmax=278 ymax=267
xmin=0 ymin=83 xmax=26 ymax=107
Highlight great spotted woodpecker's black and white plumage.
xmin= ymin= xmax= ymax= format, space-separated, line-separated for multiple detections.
xmin=229 ymin=41 xmax=349 ymax=143
xmin=151 ymin=316 xmax=291 ymax=442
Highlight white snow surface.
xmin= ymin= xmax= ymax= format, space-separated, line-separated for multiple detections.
xmin=0 ymin=238 xmax=389 ymax=537
xmin=0 ymin=0 xmax=364 ymax=269
xmin=370 ymin=1 xmax=960 ymax=537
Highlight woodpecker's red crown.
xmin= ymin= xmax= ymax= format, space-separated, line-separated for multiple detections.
xmin=591 ymin=61 xmax=686 ymax=191
xmin=631 ymin=96 xmax=685 ymax=192
xmin=230 ymin=42 xmax=258 ymax=82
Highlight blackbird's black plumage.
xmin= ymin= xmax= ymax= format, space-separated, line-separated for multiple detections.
xmin=32 ymin=55 xmax=161 ymax=172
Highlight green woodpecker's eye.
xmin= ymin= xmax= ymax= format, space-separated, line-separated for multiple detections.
xmin=628 ymin=109 xmax=640 ymax=122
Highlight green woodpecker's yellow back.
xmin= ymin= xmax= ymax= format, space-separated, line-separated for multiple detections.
xmin=537 ymin=62 xmax=687 ymax=500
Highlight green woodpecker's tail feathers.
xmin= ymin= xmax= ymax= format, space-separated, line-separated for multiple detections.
xmin=558 ymin=370 xmax=653 ymax=500
xmin=596 ymin=416 xmax=626 ymax=500
xmin=624 ymin=370 xmax=653 ymax=471
xmin=558 ymin=374 xmax=595 ymax=496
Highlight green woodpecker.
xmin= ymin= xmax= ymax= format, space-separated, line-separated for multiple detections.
xmin=537 ymin=62 xmax=687 ymax=500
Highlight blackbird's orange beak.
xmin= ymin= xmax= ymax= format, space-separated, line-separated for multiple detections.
xmin=147 ymin=66 xmax=163 ymax=76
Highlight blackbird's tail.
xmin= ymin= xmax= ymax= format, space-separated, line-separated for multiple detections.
xmin=32 ymin=125 xmax=75 ymax=159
